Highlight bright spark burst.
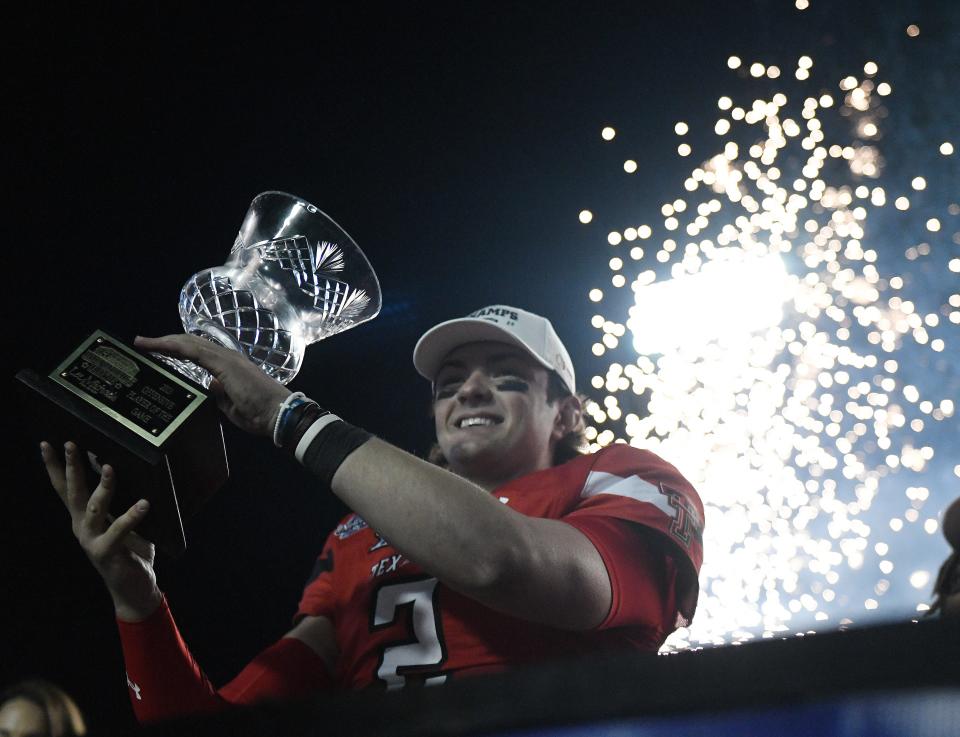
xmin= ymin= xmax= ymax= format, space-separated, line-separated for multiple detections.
xmin=581 ymin=42 xmax=959 ymax=650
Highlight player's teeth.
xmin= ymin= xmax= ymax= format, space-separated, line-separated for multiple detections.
xmin=460 ymin=417 xmax=494 ymax=428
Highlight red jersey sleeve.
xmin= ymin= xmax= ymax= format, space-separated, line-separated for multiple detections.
xmin=296 ymin=529 xmax=339 ymax=622
xmin=117 ymin=595 xmax=332 ymax=724
xmin=565 ymin=515 xmax=681 ymax=635
xmin=563 ymin=444 xmax=704 ymax=625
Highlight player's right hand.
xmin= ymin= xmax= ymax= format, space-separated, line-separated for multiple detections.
xmin=133 ymin=333 xmax=291 ymax=438
xmin=41 ymin=440 xmax=163 ymax=622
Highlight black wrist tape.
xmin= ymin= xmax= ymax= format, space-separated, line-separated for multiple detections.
xmin=301 ymin=419 xmax=373 ymax=489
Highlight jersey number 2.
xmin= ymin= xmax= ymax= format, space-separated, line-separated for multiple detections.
xmin=372 ymin=577 xmax=448 ymax=688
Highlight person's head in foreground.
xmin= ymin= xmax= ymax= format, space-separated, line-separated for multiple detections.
xmin=929 ymin=497 xmax=960 ymax=618
xmin=0 ymin=679 xmax=86 ymax=737
xmin=414 ymin=305 xmax=585 ymax=489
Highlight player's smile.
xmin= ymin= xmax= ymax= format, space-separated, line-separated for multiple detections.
xmin=453 ymin=413 xmax=503 ymax=430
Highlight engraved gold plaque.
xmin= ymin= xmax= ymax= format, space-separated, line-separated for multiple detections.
xmin=17 ymin=331 xmax=228 ymax=557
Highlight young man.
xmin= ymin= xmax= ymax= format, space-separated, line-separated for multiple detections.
xmin=41 ymin=305 xmax=704 ymax=722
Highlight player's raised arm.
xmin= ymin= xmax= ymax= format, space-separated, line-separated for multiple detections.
xmin=41 ymin=440 xmax=338 ymax=723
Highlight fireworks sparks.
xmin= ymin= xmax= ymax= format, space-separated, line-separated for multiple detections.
xmin=580 ymin=38 xmax=958 ymax=650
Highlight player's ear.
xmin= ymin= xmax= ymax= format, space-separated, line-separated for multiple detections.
xmin=553 ymin=393 xmax=583 ymax=440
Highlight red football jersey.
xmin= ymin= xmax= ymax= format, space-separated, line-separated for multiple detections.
xmin=297 ymin=444 xmax=704 ymax=689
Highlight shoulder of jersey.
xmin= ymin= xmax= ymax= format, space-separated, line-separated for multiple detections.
xmin=586 ymin=443 xmax=671 ymax=476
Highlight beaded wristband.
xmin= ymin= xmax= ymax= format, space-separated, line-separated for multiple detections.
xmin=278 ymin=397 xmax=313 ymax=442
xmin=273 ymin=392 xmax=308 ymax=447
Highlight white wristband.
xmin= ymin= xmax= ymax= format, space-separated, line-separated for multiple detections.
xmin=295 ymin=412 xmax=343 ymax=463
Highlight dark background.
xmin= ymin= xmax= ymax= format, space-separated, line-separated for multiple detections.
xmin=5 ymin=2 xmax=957 ymax=733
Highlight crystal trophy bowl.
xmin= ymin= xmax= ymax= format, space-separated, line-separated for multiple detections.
xmin=162 ymin=191 xmax=382 ymax=386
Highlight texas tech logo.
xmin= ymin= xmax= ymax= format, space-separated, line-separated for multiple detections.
xmin=658 ymin=483 xmax=703 ymax=549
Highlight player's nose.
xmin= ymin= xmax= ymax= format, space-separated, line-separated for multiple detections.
xmin=456 ymin=368 xmax=494 ymax=404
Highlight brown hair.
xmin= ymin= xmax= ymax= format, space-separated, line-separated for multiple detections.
xmin=427 ymin=371 xmax=588 ymax=469
xmin=0 ymin=679 xmax=87 ymax=737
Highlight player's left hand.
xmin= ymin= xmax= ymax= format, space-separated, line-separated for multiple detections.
xmin=134 ymin=334 xmax=291 ymax=437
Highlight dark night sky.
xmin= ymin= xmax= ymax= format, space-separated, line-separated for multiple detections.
xmin=5 ymin=2 xmax=957 ymax=733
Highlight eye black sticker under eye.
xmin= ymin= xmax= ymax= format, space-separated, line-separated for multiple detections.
xmin=497 ymin=379 xmax=529 ymax=393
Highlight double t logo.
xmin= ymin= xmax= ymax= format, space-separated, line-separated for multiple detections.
xmin=659 ymin=483 xmax=703 ymax=549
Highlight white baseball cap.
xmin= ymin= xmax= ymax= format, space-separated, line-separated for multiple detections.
xmin=413 ymin=305 xmax=575 ymax=393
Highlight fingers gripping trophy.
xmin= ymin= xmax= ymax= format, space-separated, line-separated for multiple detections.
xmin=18 ymin=191 xmax=381 ymax=556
